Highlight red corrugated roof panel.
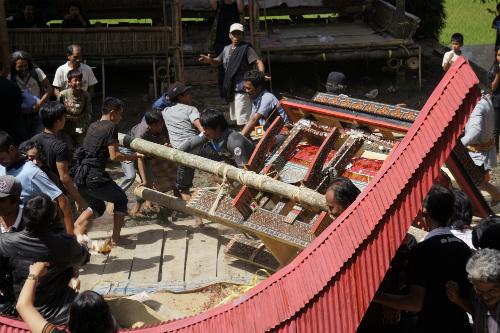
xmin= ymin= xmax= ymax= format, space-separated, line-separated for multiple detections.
xmin=0 ymin=57 xmax=481 ymax=333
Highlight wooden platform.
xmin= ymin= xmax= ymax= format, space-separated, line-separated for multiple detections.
xmin=79 ymin=213 xmax=257 ymax=294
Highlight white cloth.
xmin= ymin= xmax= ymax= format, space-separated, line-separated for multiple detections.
xmin=461 ymin=95 xmax=497 ymax=170
xmin=451 ymin=228 xmax=475 ymax=249
xmin=8 ymin=68 xmax=46 ymax=98
xmin=422 ymin=227 xmax=453 ymax=242
xmin=53 ymin=62 xmax=98 ymax=91
xmin=442 ymin=50 xmax=460 ymax=69
xmin=229 ymin=92 xmax=251 ymax=126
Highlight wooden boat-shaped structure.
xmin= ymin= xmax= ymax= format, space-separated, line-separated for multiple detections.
xmin=0 ymin=57 xmax=487 ymax=332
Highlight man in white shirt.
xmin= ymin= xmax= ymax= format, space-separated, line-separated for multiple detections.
xmin=52 ymin=44 xmax=98 ymax=97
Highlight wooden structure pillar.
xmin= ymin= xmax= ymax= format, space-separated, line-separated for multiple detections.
xmin=248 ymin=0 xmax=260 ymax=52
xmin=0 ymin=0 xmax=10 ymax=76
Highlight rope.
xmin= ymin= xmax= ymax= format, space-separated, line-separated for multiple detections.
xmin=209 ymin=166 xmax=230 ymax=215
xmin=215 ymin=269 xmax=271 ymax=307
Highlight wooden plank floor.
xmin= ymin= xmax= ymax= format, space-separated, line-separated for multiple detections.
xmin=79 ymin=213 xmax=257 ymax=293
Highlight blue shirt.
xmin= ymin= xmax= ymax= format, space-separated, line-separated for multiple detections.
xmin=0 ymin=160 xmax=62 ymax=206
xmin=152 ymin=95 xmax=170 ymax=111
xmin=251 ymin=90 xmax=288 ymax=127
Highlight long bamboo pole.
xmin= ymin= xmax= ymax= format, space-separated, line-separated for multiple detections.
xmin=119 ymin=133 xmax=328 ymax=211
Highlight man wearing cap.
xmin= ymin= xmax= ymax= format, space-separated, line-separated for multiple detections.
xmin=162 ymin=82 xmax=205 ymax=226
xmin=0 ymin=176 xmax=24 ymax=233
xmin=199 ymin=22 xmax=265 ymax=128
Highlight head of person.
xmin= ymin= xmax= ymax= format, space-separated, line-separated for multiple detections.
xmin=22 ymin=3 xmax=35 ymax=20
xmin=67 ymin=1 xmax=83 ymax=16
xmin=200 ymin=108 xmax=228 ymax=140
xmin=422 ymin=184 xmax=455 ymax=228
xmin=167 ymin=81 xmax=191 ymax=105
xmin=326 ymin=71 xmax=346 ymax=93
xmin=68 ymin=290 xmax=117 ymax=333
xmin=449 ymin=189 xmax=473 ymax=230
xmin=66 ymin=44 xmax=82 ymax=68
xmin=39 ymin=101 xmax=66 ymax=131
xmin=144 ymin=111 xmax=164 ymax=135
xmin=451 ymin=33 xmax=464 ymax=52
xmin=18 ymin=140 xmax=47 ymax=169
xmin=228 ymin=23 xmax=244 ymax=45
xmin=67 ymin=69 xmax=83 ymax=91
xmin=0 ymin=176 xmax=21 ymax=217
xmin=243 ymin=70 xmax=265 ymax=100
xmin=466 ymin=248 xmax=500 ymax=308
xmin=102 ymin=97 xmax=124 ymax=124
xmin=325 ymin=177 xmax=360 ymax=218
xmin=10 ymin=50 xmax=34 ymax=78
xmin=23 ymin=194 xmax=59 ymax=234
xmin=472 ymin=215 xmax=500 ymax=250
xmin=0 ymin=131 xmax=20 ymax=168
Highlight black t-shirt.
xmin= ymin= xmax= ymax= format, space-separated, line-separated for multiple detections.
xmin=32 ymin=132 xmax=69 ymax=177
xmin=407 ymin=233 xmax=472 ymax=333
xmin=0 ymin=77 xmax=22 ymax=116
xmin=83 ymin=120 xmax=118 ymax=169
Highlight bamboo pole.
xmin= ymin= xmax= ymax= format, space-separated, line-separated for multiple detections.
xmin=119 ymin=133 xmax=328 ymax=211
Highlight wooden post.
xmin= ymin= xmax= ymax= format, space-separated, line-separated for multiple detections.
xmin=101 ymin=58 xmax=105 ymax=103
xmin=120 ymin=133 xmax=328 ymax=211
xmin=0 ymin=0 xmax=10 ymax=76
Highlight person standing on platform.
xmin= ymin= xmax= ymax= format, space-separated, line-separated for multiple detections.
xmin=199 ymin=23 xmax=265 ymax=128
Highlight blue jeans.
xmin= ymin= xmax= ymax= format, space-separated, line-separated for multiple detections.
xmin=119 ymin=147 xmax=154 ymax=202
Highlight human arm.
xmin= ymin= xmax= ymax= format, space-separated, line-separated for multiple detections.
xmin=16 ymin=262 xmax=49 ymax=333
xmin=461 ymin=104 xmax=483 ymax=146
xmin=108 ymin=144 xmax=142 ymax=162
xmin=52 ymin=68 xmax=64 ymax=98
xmin=445 ymin=280 xmax=474 ymax=314
xmin=177 ymin=135 xmax=207 ymax=152
xmin=492 ymin=67 xmax=500 ymax=93
xmin=373 ymin=285 xmax=426 ymax=313
xmin=56 ymin=194 xmax=75 ymax=236
xmin=236 ymin=0 xmax=244 ymax=14
xmin=256 ymin=59 xmax=265 ymax=73
xmin=136 ymin=157 xmax=148 ymax=186
xmin=192 ymin=119 xmax=204 ymax=133
xmin=56 ymin=161 xmax=87 ymax=210
xmin=240 ymin=112 xmax=263 ymax=137
xmin=35 ymin=77 xmax=53 ymax=112
xmin=442 ymin=52 xmax=455 ymax=72
xmin=199 ymin=54 xmax=222 ymax=66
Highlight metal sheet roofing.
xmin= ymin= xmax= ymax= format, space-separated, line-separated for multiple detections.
xmin=0 ymin=57 xmax=480 ymax=333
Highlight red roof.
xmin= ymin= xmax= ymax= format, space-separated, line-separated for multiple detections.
xmin=0 ymin=57 xmax=480 ymax=333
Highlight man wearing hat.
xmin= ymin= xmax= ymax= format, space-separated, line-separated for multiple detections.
xmin=162 ymin=82 xmax=205 ymax=226
xmin=199 ymin=22 xmax=265 ymax=128
xmin=0 ymin=175 xmax=24 ymax=233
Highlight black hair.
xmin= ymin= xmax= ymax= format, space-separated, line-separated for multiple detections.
xmin=67 ymin=0 xmax=83 ymax=12
xmin=102 ymin=97 xmax=124 ymax=115
xmin=472 ymin=215 xmax=500 ymax=250
xmin=423 ymin=185 xmax=455 ymax=227
xmin=243 ymin=70 xmax=265 ymax=89
xmin=68 ymin=291 xmax=118 ymax=333
xmin=66 ymin=44 xmax=81 ymax=57
xmin=200 ymin=108 xmax=229 ymax=132
xmin=0 ymin=131 xmax=16 ymax=153
xmin=10 ymin=50 xmax=34 ymax=75
xmin=39 ymin=101 xmax=66 ymax=129
xmin=67 ymin=68 xmax=83 ymax=81
xmin=451 ymin=33 xmax=464 ymax=45
xmin=18 ymin=140 xmax=47 ymax=165
xmin=144 ymin=111 xmax=163 ymax=126
xmin=449 ymin=189 xmax=473 ymax=230
xmin=23 ymin=194 xmax=57 ymax=234
xmin=326 ymin=177 xmax=360 ymax=210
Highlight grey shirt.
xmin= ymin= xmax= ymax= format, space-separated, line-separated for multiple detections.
xmin=461 ymin=95 xmax=497 ymax=170
xmin=251 ymin=90 xmax=288 ymax=128
xmin=217 ymin=44 xmax=259 ymax=92
xmin=162 ymin=103 xmax=200 ymax=149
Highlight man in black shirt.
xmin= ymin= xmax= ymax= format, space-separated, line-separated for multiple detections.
xmin=71 ymin=97 xmax=140 ymax=246
xmin=0 ymin=61 xmax=29 ymax=144
xmin=374 ymin=185 xmax=472 ymax=333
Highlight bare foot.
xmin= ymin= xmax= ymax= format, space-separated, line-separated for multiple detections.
xmin=110 ymin=237 xmax=133 ymax=247
xmin=195 ymin=217 xmax=204 ymax=227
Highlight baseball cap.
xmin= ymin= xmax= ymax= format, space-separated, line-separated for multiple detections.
xmin=229 ymin=23 xmax=244 ymax=33
xmin=167 ymin=82 xmax=191 ymax=100
xmin=0 ymin=176 xmax=21 ymax=198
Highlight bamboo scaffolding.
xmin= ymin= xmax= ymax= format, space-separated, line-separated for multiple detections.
xmin=119 ymin=133 xmax=328 ymax=211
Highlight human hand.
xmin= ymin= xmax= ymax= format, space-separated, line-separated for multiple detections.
xmin=198 ymin=54 xmax=211 ymax=64
xmin=136 ymin=153 xmax=145 ymax=159
xmin=264 ymin=75 xmax=272 ymax=81
xmin=445 ymin=280 xmax=461 ymax=304
xmin=33 ymin=101 xmax=43 ymax=113
xmin=29 ymin=262 xmax=49 ymax=278
xmin=69 ymin=277 xmax=80 ymax=292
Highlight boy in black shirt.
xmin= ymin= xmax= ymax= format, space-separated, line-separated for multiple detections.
xmin=374 ymin=185 xmax=472 ymax=333
xmin=71 ymin=97 xmax=140 ymax=246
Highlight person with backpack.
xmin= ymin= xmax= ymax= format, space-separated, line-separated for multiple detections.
xmin=8 ymin=51 xmax=53 ymax=136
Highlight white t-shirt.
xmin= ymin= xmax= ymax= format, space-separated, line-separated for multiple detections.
xmin=7 ymin=68 xmax=46 ymax=98
xmin=442 ymin=50 xmax=460 ymax=69
xmin=52 ymin=62 xmax=98 ymax=91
